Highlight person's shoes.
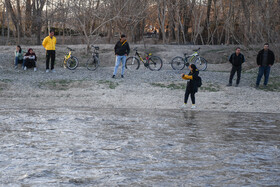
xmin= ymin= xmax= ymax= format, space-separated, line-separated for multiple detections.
xmin=46 ymin=69 xmax=50 ymax=73
xmin=14 ymin=65 xmax=18 ymax=69
xmin=121 ymin=75 xmax=124 ymax=78
xmin=181 ymin=104 xmax=188 ymax=109
xmin=51 ymin=69 xmax=56 ymax=73
xmin=191 ymin=105 xmax=196 ymax=109
xmin=255 ymin=85 xmax=259 ymax=89
xmin=226 ymin=83 xmax=232 ymax=87
xmin=235 ymin=84 xmax=239 ymax=87
xmin=24 ymin=66 xmax=27 ymax=71
xmin=112 ymin=75 xmax=115 ymax=78
xmin=34 ymin=67 xmax=37 ymax=72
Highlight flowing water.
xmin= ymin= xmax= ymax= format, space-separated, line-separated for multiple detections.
xmin=0 ymin=107 xmax=279 ymax=186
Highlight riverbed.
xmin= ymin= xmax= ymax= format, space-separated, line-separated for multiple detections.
xmin=0 ymin=107 xmax=279 ymax=186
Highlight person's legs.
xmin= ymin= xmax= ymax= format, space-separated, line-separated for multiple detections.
xmin=46 ymin=51 xmax=51 ymax=70
xmin=31 ymin=60 xmax=36 ymax=67
xmin=263 ymin=66 xmax=271 ymax=86
xmin=121 ymin=56 xmax=127 ymax=75
xmin=190 ymin=92 xmax=196 ymax=105
xmin=184 ymin=87 xmax=190 ymax=104
xmin=256 ymin=66 xmax=264 ymax=86
xmin=22 ymin=59 xmax=26 ymax=69
xmin=229 ymin=66 xmax=237 ymax=85
xmin=14 ymin=57 xmax=18 ymax=67
xmin=113 ymin=56 xmax=122 ymax=75
xmin=51 ymin=51 xmax=55 ymax=70
xmin=236 ymin=66 xmax=242 ymax=85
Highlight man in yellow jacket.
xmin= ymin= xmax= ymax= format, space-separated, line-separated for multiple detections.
xmin=42 ymin=30 xmax=57 ymax=73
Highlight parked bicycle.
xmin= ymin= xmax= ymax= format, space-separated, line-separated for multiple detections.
xmin=63 ymin=47 xmax=79 ymax=70
xmin=86 ymin=45 xmax=100 ymax=71
xmin=171 ymin=48 xmax=208 ymax=71
xmin=126 ymin=47 xmax=163 ymax=71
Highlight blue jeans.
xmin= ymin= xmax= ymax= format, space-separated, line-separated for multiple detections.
xmin=113 ymin=55 xmax=126 ymax=75
xmin=14 ymin=57 xmax=19 ymax=66
xmin=22 ymin=59 xmax=26 ymax=68
xmin=15 ymin=57 xmax=24 ymax=67
xmin=256 ymin=66 xmax=271 ymax=86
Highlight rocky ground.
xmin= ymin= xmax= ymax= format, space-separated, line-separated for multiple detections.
xmin=0 ymin=45 xmax=279 ymax=113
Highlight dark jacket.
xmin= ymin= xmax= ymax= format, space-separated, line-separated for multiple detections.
xmin=229 ymin=53 xmax=245 ymax=66
xmin=182 ymin=69 xmax=199 ymax=93
xmin=114 ymin=40 xmax=130 ymax=56
xmin=257 ymin=49 xmax=275 ymax=66
xmin=24 ymin=49 xmax=37 ymax=61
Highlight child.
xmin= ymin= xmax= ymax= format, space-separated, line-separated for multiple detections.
xmin=23 ymin=48 xmax=37 ymax=72
xmin=14 ymin=45 xmax=24 ymax=69
xmin=181 ymin=64 xmax=199 ymax=109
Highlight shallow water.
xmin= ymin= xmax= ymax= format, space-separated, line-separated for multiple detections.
xmin=0 ymin=107 xmax=279 ymax=186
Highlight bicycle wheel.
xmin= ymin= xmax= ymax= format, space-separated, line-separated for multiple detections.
xmin=171 ymin=56 xmax=185 ymax=70
xmin=125 ymin=57 xmax=140 ymax=70
xmin=194 ymin=57 xmax=208 ymax=71
xmin=66 ymin=56 xmax=79 ymax=70
xmin=148 ymin=56 xmax=163 ymax=71
xmin=86 ymin=56 xmax=99 ymax=71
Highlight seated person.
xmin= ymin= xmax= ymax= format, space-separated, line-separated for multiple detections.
xmin=23 ymin=48 xmax=37 ymax=71
xmin=14 ymin=45 xmax=24 ymax=69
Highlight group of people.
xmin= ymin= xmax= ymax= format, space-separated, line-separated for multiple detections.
xmin=14 ymin=30 xmax=56 ymax=73
xmin=181 ymin=43 xmax=275 ymax=109
xmin=14 ymin=46 xmax=37 ymax=71
xmin=13 ymin=31 xmax=276 ymax=110
xmin=227 ymin=43 xmax=275 ymax=88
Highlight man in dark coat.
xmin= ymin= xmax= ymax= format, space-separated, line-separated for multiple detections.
xmin=112 ymin=34 xmax=130 ymax=78
xmin=227 ymin=47 xmax=245 ymax=87
xmin=256 ymin=43 xmax=275 ymax=87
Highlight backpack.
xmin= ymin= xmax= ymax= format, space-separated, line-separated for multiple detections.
xmin=196 ymin=76 xmax=202 ymax=87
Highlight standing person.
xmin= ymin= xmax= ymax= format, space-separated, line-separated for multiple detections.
xmin=112 ymin=34 xmax=130 ymax=78
xmin=42 ymin=30 xmax=57 ymax=73
xmin=181 ymin=64 xmax=199 ymax=109
xmin=22 ymin=48 xmax=37 ymax=72
xmin=14 ymin=45 xmax=24 ymax=69
xmin=256 ymin=43 xmax=275 ymax=88
xmin=227 ymin=47 xmax=245 ymax=87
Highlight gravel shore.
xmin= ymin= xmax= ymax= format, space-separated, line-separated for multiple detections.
xmin=0 ymin=45 xmax=279 ymax=113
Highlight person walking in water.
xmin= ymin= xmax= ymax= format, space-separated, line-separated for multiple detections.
xmin=227 ymin=47 xmax=245 ymax=87
xmin=112 ymin=34 xmax=130 ymax=78
xmin=42 ymin=29 xmax=57 ymax=73
xmin=256 ymin=43 xmax=275 ymax=88
xmin=181 ymin=64 xmax=200 ymax=109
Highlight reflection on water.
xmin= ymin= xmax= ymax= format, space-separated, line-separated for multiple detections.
xmin=0 ymin=108 xmax=279 ymax=186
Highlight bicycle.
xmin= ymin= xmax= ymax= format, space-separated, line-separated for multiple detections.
xmin=125 ymin=47 xmax=163 ymax=71
xmin=63 ymin=47 xmax=79 ymax=70
xmin=171 ymin=48 xmax=208 ymax=71
xmin=86 ymin=45 xmax=100 ymax=71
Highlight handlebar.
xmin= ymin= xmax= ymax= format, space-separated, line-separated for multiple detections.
xmin=184 ymin=48 xmax=201 ymax=56
xmin=193 ymin=48 xmax=201 ymax=52
xmin=67 ymin=47 xmax=74 ymax=51
xmin=91 ymin=45 xmax=99 ymax=50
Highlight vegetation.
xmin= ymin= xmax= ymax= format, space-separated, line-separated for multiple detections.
xmin=151 ymin=82 xmax=220 ymax=92
xmin=0 ymin=0 xmax=279 ymax=57
xmin=38 ymin=79 xmax=83 ymax=90
xmin=257 ymin=77 xmax=280 ymax=92
xmin=97 ymin=80 xmax=119 ymax=89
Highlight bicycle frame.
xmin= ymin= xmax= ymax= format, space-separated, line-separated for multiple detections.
xmin=91 ymin=47 xmax=99 ymax=58
xmin=64 ymin=51 xmax=72 ymax=63
xmin=134 ymin=50 xmax=151 ymax=64
xmin=185 ymin=51 xmax=199 ymax=63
